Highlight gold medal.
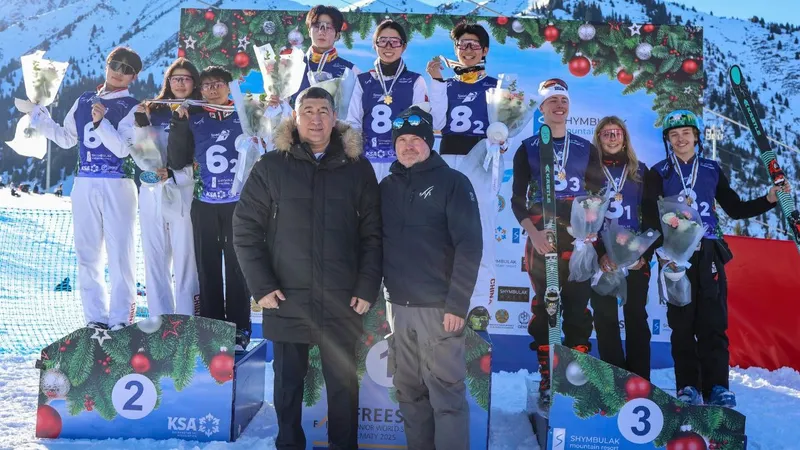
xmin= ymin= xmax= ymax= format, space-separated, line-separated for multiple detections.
xmin=615 ymin=192 xmax=623 ymax=203
xmin=382 ymin=95 xmax=393 ymax=105
xmin=686 ymin=196 xmax=693 ymax=206
xmin=558 ymin=171 xmax=567 ymax=181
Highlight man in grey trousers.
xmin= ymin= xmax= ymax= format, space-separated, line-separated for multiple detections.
xmin=380 ymin=103 xmax=483 ymax=450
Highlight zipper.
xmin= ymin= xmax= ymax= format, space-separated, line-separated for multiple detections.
xmin=273 ymin=203 xmax=278 ymax=219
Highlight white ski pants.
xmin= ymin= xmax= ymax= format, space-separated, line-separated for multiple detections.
xmin=71 ymin=177 xmax=137 ymax=326
xmin=138 ymin=182 xmax=199 ymax=317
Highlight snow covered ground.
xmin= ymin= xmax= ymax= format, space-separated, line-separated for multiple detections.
xmin=2 ymin=189 xmax=800 ymax=450
xmin=2 ymin=356 xmax=800 ymax=449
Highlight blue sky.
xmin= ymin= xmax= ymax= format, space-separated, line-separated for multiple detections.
xmin=678 ymin=0 xmax=800 ymax=25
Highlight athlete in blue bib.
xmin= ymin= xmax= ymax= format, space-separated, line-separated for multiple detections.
xmin=167 ymin=66 xmax=251 ymax=351
xmin=345 ymin=19 xmax=427 ymax=181
xmin=589 ymin=116 xmax=657 ymax=382
xmin=26 ymin=46 xmax=142 ymax=331
xmin=511 ymin=78 xmax=605 ymax=405
xmin=644 ymin=109 xmax=790 ymax=408
xmin=131 ymin=58 xmax=201 ymax=319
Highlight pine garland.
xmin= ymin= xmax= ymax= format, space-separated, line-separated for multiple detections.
xmin=179 ymin=9 xmax=703 ymax=126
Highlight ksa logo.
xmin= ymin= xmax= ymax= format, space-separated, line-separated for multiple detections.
xmin=168 ymin=413 xmax=220 ymax=437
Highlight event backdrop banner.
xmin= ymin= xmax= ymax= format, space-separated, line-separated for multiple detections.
xmin=180 ymin=9 xmax=703 ymax=342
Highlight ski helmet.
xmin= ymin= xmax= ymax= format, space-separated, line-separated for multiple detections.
xmin=662 ymin=109 xmax=702 ymax=134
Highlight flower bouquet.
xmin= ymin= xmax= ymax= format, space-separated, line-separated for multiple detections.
xmin=656 ymin=195 xmax=707 ymax=306
xmin=7 ymin=51 xmax=69 ymax=159
xmin=307 ymin=66 xmax=357 ymax=119
xmin=254 ymin=43 xmax=305 ymax=134
xmin=229 ymin=79 xmax=269 ymax=197
xmin=567 ymin=195 xmax=610 ymax=282
xmin=591 ymin=219 xmax=661 ymax=304
xmin=477 ymin=74 xmax=537 ymax=195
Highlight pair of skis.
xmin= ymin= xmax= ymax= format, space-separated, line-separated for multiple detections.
xmin=729 ymin=65 xmax=800 ymax=253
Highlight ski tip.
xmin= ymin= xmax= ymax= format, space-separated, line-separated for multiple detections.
xmin=730 ymin=65 xmax=743 ymax=85
xmin=540 ymin=124 xmax=552 ymax=144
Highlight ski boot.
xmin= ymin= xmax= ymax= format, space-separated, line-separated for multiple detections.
xmin=707 ymin=385 xmax=737 ymax=408
xmin=677 ymin=386 xmax=704 ymax=406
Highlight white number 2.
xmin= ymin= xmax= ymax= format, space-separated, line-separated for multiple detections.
xmin=450 ymin=105 xmax=484 ymax=134
xmin=699 ymin=202 xmax=710 ymax=217
xmin=370 ymin=104 xmax=392 ymax=134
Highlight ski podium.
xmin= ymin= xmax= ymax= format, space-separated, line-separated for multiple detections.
xmin=33 ymin=315 xmax=268 ymax=442
xmin=528 ymin=126 xmax=749 ymax=450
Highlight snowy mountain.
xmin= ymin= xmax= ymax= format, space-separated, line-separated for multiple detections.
xmin=1 ymin=0 xmax=798 ymax=240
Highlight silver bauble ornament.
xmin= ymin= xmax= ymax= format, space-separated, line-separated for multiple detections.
xmin=262 ymin=20 xmax=276 ymax=35
xmin=212 ymin=21 xmax=228 ymax=38
xmin=578 ymin=23 xmax=596 ymax=41
xmin=288 ymin=29 xmax=304 ymax=47
xmin=511 ymin=20 xmax=524 ymax=33
xmin=565 ymin=361 xmax=588 ymax=386
xmin=636 ymin=42 xmax=653 ymax=60
xmin=137 ymin=316 xmax=163 ymax=334
xmin=41 ymin=368 xmax=70 ymax=400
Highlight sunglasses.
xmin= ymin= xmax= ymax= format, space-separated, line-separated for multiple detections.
xmin=376 ymin=37 xmax=404 ymax=48
xmin=169 ymin=75 xmax=193 ymax=85
xmin=200 ymin=81 xmax=226 ymax=91
xmin=455 ymin=39 xmax=482 ymax=51
xmin=599 ymin=128 xmax=624 ymax=140
xmin=311 ymin=22 xmax=336 ymax=34
xmin=392 ymin=114 xmax=430 ymax=130
xmin=108 ymin=60 xmax=136 ymax=76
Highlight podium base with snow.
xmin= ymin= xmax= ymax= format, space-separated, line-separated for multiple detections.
xmin=34 ymin=314 xmax=266 ymax=442
xmin=300 ymin=295 xmax=492 ymax=450
xmin=529 ymin=344 xmax=748 ymax=449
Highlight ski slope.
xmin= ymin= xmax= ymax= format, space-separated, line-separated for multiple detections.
xmin=1 ymin=189 xmax=800 ymax=449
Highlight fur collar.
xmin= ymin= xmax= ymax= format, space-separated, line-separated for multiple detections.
xmin=273 ymin=117 xmax=363 ymax=160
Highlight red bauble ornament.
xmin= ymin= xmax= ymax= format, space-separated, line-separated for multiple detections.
xmin=131 ymin=352 xmax=151 ymax=374
xmin=366 ymin=335 xmax=374 ymax=346
xmin=617 ymin=69 xmax=634 ymax=85
xmin=234 ymin=52 xmax=250 ymax=68
xmin=497 ymin=16 xmax=509 ymax=26
xmin=568 ymin=55 xmax=591 ymax=77
xmin=36 ymin=405 xmax=62 ymax=439
xmin=204 ymin=10 xmax=215 ymax=21
xmin=667 ymin=430 xmax=708 ymax=450
xmin=646 ymin=80 xmax=654 ymax=88
xmin=625 ymin=376 xmax=651 ymax=399
xmin=681 ymin=59 xmax=699 ymax=75
xmin=342 ymin=21 xmax=349 ymax=31
xmin=210 ymin=352 xmax=235 ymax=383
xmin=479 ymin=354 xmax=491 ymax=374
xmin=59 ymin=346 xmax=66 ymax=352
xmin=643 ymin=23 xmax=655 ymax=33
xmin=552 ymin=352 xmax=560 ymax=368
xmin=177 ymin=48 xmax=186 ymax=58
xmin=670 ymin=95 xmax=678 ymax=101
xmin=544 ymin=25 xmax=560 ymax=42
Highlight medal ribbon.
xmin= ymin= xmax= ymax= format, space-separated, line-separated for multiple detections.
xmin=554 ymin=132 xmax=571 ymax=176
xmin=670 ymin=152 xmax=699 ymax=198
xmin=602 ymin=164 xmax=628 ymax=200
xmin=374 ymin=58 xmax=404 ymax=102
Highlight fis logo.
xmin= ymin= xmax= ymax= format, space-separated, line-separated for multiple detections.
xmin=512 ymin=228 xmax=521 ymax=243
xmin=652 ymin=319 xmax=661 ymax=335
xmin=215 ymin=129 xmax=230 ymax=142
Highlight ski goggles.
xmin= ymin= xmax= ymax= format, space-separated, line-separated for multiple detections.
xmin=108 ymin=60 xmax=137 ymax=76
xmin=455 ymin=39 xmax=483 ymax=51
xmin=392 ymin=114 xmax=431 ymax=129
xmin=599 ymin=128 xmax=624 ymax=140
xmin=375 ymin=37 xmax=404 ymax=48
xmin=540 ymin=78 xmax=569 ymax=90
